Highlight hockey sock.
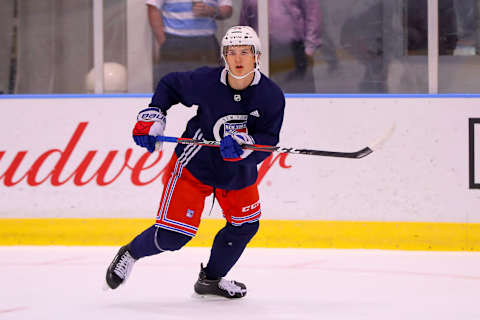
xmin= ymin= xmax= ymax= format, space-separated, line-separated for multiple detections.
xmin=205 ymin=221 xmax=259 ymax=279
xmin=128 ymin=224 xmax=191 ymax=259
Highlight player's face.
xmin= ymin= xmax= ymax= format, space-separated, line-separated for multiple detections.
xmin=225 ymin=45 xmax=256 ymax=77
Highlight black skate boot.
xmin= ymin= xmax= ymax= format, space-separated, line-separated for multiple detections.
xmin=105 ymin=245 xmax=136 ymax=289
xmin=194 ymin=263 xmax=247 ymax=298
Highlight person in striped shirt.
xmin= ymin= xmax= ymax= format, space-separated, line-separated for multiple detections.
xmin=147 ymin=0 xmax=233 ymax=87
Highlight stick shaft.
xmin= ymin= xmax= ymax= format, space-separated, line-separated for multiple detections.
xmin=156 ymin=136 xmax=373 ymax=159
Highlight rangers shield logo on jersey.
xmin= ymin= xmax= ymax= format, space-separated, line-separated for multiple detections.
xmin=224 ymin=122 xmax=247 ymax=136
xmin=213 ymin=114 xmax=249 ymax=140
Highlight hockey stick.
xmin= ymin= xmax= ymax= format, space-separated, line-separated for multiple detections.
xmin=156 ymin=124 xmax=395 ymax=159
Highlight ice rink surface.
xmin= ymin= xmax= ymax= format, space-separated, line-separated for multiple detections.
xmin=1 ymin=247 xmax=479 ymax=320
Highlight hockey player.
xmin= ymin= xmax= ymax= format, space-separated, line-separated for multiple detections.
xmin=105 ymin=26 xmax=285 ymax=298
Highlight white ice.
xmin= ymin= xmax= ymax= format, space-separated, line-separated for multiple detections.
xmin=1 ymin=247 xmax=479 ymax=320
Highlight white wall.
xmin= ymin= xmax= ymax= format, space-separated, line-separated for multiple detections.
xmin=0 ymin=97 xmax=479 ymax=222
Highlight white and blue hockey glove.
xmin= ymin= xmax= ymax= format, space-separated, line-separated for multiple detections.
xmin=132 ymin=107 xmax=166 ymax=153
xmin=220 ymin=132 xmax=255 ymax=162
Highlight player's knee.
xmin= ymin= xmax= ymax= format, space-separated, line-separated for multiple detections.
xmin=224 ymin=221 xmax=259 ymax=244
xmin=155 ymin=228 xmax=191 ymax=251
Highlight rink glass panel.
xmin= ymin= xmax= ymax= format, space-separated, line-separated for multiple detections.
xmin=312 ymin=0 xmax=480 ymax=93
xmin=2 ymin=0 xmax=480 ymax=94
xmin=0 ymin=0 xmax=94 ymax=94
xmin=0 ymin=0 xmax=127 ymax=94
xmin=438 ymin=0 xmax=480 ymax=93
xmin=312 ymin=0 xmax=428 ymax=94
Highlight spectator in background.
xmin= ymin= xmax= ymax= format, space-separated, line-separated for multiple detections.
xmin=452 ymin=0 xmax=476 ymax=55
xmin=340 ymin=1 xmax=385 ymax=93
xmin=240 ymin=0 xmax=322 ymax=93
xmin=340 ymin=0 xmax=457 ymax=93
xmin=147 ymin=0 xmax=232 ymax=87
xmin=407 ymin=0 xmax=457 ymax=55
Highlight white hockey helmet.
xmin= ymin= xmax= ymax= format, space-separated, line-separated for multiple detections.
xmin=221 ymin=26 xmax=261 ymax=79
xmin=221 ymin=25 xmax=261 ymax=59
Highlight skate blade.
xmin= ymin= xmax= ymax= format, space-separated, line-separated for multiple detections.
xmin=191 ymin=292 xmax=231 ymax=301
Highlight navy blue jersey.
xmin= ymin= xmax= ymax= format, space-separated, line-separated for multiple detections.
xmin=150 ymin=66 xmax=285 ymax=190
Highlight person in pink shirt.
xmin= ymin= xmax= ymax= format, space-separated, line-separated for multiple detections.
xmin=240 ymin=0 xmax=322 ymax=93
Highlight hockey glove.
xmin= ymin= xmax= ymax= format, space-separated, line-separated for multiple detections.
xmin=132 ymin=107 xmax=166 ymax=153
xmin=220 ymin=132 xmax=254 ymax=161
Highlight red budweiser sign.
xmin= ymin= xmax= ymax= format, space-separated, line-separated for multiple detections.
xmin=0 ymin=122 xmax=291 ymax=187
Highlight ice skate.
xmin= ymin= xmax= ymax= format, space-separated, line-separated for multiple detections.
xmin=193 ymin=263 xmax=247 ymax=299
xmin=105 ymin=245 xmax=136 ymax=290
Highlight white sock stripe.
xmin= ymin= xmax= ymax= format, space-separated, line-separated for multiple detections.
xmin=153 ymin=226 xmax=166 ymax=252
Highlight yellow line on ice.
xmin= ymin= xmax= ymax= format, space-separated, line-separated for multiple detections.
xmin=0 ymin=218 xmax=478 ymax=251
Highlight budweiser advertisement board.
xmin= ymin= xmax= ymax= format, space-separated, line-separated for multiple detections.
xmin=0 ymin=97 xmax=479 ymax=223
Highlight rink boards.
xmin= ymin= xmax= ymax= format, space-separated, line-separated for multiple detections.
xmin=0 ymin=95 xmax=479 ymax=250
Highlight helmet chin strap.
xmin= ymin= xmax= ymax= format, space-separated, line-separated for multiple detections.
xmin=225 ymin=55 xmax=260 ymax=80
xmin=228 ymin=69 xmax=255 ymax=80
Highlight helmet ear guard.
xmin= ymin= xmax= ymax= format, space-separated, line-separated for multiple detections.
xmin=221 ymin=26 xmax=262 ymax=79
